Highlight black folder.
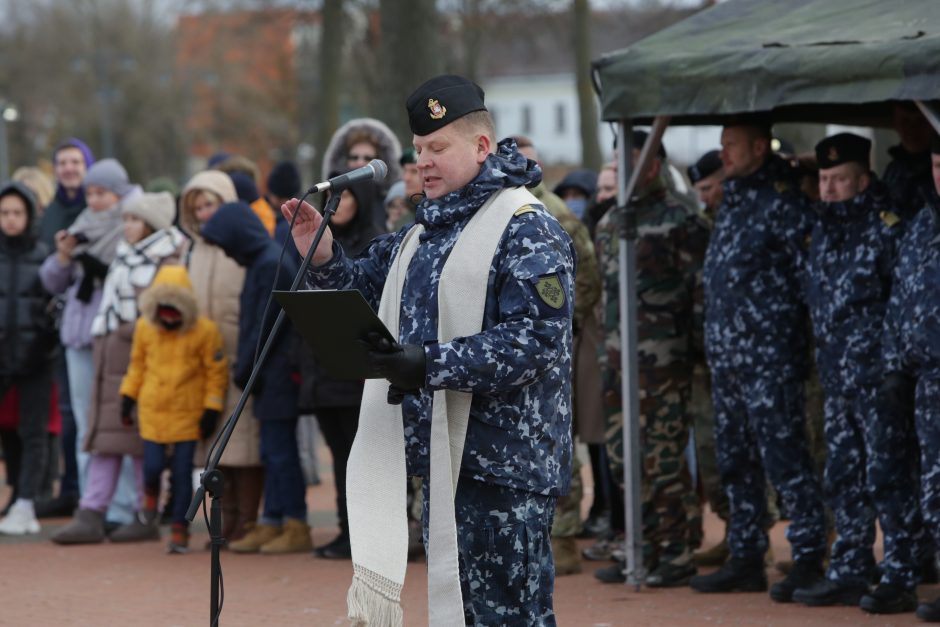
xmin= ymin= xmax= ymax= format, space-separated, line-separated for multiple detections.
xmin=273 ymin=289 xmax=396 ymax=380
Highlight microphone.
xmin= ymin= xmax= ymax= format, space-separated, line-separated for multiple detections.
xmin=307 ymin=159 xmax=388 ymax=194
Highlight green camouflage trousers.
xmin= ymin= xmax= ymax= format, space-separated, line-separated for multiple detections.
xmin=605 ymin=365 xmax=700 ymax=567
xmin=551 ymin=452 xmax=583 ymax=538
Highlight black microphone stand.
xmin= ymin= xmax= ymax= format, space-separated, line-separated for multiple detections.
xmin=185 ymin=192 xmax=341 ymax=627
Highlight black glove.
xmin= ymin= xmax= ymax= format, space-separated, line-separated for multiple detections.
xmin=882 ymin=371 xmax=916 ymax=417
xmin=200 ymin=409 xmax=221 ymax=440
xmin=361 ymin=332 xmax=427 ymax=393
xmin=120 ymin=395 xmax=136 ymax=426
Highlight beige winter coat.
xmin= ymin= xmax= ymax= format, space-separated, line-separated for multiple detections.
xmin=180 ymin=171 xmax=261 ymax=467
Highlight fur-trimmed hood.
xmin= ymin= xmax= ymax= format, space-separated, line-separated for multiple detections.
xmin=321 ymin=118 xmax=402 ymax=191
xmin=138 ymin=265 xmax=198 ymax=332
xmin=179 ymin=171 xmax=238 ymax=239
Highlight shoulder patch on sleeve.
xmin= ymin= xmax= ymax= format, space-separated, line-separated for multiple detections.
xmin=514 ymin=204 xmax=538 ymax=217
xmin=880 ymin=210 xmax=901 ymax=227
xmin=535 ymin=273 xmax=566 ymax=309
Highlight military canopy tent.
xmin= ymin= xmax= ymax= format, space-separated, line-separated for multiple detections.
xmin=591 ymin=0 xmax=940 ymax=127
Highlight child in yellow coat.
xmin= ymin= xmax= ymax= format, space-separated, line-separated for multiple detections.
xmin=120 ymin=265 xmax=227 ymax=553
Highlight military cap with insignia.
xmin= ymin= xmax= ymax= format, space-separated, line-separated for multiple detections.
xmin=688 ymin=150 xmax=722 ymax=184
xmin=815 ymin=132 xmax=872 ymax=170
xmin=406 ymin=74 xmax=487 ymax=136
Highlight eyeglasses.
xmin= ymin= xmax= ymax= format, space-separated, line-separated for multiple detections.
xmin=348 ymin=153 xmax=376 ymax=163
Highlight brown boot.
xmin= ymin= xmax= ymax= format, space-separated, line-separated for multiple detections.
xmin=229 ymin=522 xmax=281 ymax=554
xmin=260 ymin=518 xmax=313 ymax=554
xmin=110 ymin=510 xmax=160 ymax=543
xmin=552 ymin=536 xmax=583 ymax=576
xmin=694 ymin=539 xmax=730 ymax=567
xmin=51 ymin=509 xmax=106 ymax=545
xmin=233 ymin=467 xmax=264 ymax=542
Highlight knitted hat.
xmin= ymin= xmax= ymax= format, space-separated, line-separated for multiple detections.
xmin=53 ymin=137 xmax=95 ymax=167
xmin=384 ymin=180 xmax=406 ymax=208
xmin=267 ymin=161 xmax=301 ymax=198
xmin=122 ymin=191 xmax=176 ymax=231
xmin=84 ymin=158 xmax=134 ymax=196
xmin=229 ymin=171 xmax=260 ymax=204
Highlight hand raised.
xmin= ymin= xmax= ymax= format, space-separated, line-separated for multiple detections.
xmin=281 ymin=198 xmax=334 ymax=266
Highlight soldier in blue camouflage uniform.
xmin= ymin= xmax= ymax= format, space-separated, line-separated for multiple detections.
xmin=594 ymin=133 xmax=708 ymax=587
xmin=883 ymin=135 xmax=940 ymax=623
xmin=689 ymin=119 xmax=827 ymax=601
xmin=789 ymin=133 xmax=923 ymax=614
xmin=882 ymin=103 xmax=935 ymax=220
xmin=286 ymin=75 xmax=575 ymax=625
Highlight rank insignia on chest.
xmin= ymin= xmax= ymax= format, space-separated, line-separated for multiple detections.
xmin=428 ymin=98 xmax=446 ymax=120
xmin=535 ymin=274 xmax=565 ymax=309
xmin=514 ymin=204 xmax=538 ymax=217
xmin=880 ymin=210 xmax=900 ymax=227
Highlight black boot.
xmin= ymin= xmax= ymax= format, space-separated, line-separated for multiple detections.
xmin=860 ymin=582 xmax=917 ymax=614
xmin=792 ymin=578 xmax=868 ymax=607
xmin=917 ymin=595 xmax=940 ymax=622
xmin=689 ymin=556 xmax=767 ymax=593
xmin=769 ymin=558 xmax=824 ymax=603
xmin=921 ymin=554 xmax=940 ymax=585
xmin=314 ymin=531 xmax=351 ymax=559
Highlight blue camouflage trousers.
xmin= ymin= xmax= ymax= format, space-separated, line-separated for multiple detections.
xmin=822 ymin=384 xmax=923 ymax=588
xmin=422 ymin=479 xmax=557 ymax=626
xmin=916 ymin=378 xmax=940 ymax=558
xmin=712 ymin=369 xmax=826 ymax=562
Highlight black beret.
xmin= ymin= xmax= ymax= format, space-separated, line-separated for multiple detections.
xmin=406 ymin=75 xmax=486 ymax=136
xmin=399 ymin=147 xmax=416 ymax=166
xmin=688 ymin=150 xmax=722 ymax=184
xmin=632 ymin=130 xmax=667 ymax=159
xmin=931 ymin=133 xmax=940 ymax=155
xmin=815 ymin=132 xmax=872 ymax=169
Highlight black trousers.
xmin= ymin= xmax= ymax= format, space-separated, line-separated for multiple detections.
xmin=1 ymin=370 xmax=52 ymax=501
xmin=315 ymin=406 xmax=360 ymax=532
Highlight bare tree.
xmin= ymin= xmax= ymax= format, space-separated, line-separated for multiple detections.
xmin=314 ymin=0 xmax=344 ymax=179
xmin=375 ymin=0 xmax=441 ymax=145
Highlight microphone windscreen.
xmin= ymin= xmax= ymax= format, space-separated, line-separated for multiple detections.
xmin=369 ymin=159 xmax=388 ymax=182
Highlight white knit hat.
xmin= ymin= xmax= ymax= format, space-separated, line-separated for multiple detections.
xmin=122 ymin=191 xmax=176 ymax=231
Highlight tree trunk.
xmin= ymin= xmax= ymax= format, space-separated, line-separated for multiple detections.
xmin=574 ymin=0 xmax=602 ymax=170
xmin=378 ymin=0 xmax=441 ymax=146
xmin=315 ymin=0 xmax=344 ymax=181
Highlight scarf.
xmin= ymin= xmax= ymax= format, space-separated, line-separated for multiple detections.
xmin=68 ymin=187 xmax=144 ymax=302
xmin=91 ymin=227 xmax=188 ymax=337
xmin=346 ymin=185 xmax=539 ymax=626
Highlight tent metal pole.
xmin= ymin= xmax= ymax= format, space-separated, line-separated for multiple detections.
xmin=617 ymin=115 xmax=671 ymax=589
xmin=915 ymin=100 xmax=940 ymax=135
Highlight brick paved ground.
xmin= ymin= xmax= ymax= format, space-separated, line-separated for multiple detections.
xmin=0 ymin=447 xmax=935 ymax=626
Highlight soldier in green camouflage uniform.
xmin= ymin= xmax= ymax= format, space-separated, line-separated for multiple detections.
xmin=516 ymin=137 xmax=601 ymax=576
xmin=594 ymin=136 xmax=709 ymax=587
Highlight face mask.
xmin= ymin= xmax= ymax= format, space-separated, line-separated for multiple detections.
xmin=566 ymin=198 xmax=588 ymax=218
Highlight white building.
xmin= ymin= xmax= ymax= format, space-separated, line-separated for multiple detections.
xmin=483 ymin=73 xmax=722 ymax=167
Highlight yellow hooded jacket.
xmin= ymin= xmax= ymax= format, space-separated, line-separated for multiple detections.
xmin=120 ymin=266 xmax=228 ymax=444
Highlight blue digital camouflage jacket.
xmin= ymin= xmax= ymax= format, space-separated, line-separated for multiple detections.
xmin=305 ymin=140 xmax=576 ymax=496
xmin=703 ymin=154 xmax=815 ymax=378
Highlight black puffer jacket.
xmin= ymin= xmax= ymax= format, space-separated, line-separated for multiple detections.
xmin=298 ymin=180 xmax=384 ymax=411
xmin=0 ymin=182 xmax=59 ymax=377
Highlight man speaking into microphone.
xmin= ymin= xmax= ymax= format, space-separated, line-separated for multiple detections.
xmin=283 ymin=74 xmax=575 ymax=626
